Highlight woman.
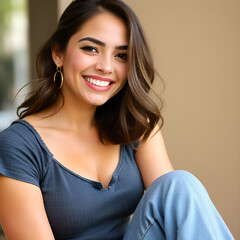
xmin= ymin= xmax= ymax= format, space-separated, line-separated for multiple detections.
xmin=0 ymin=0 xmax=234 ymax=239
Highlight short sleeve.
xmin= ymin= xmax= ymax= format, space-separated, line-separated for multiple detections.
xmin=0 ymin=123 xmax=49 ymax=187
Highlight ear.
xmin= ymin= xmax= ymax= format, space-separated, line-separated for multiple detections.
xmin=51 ymin=44 xmax=64 ymax=67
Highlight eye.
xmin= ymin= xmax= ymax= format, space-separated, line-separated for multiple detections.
xmin=115 ymin=53 xmax=128 ymax=61
xmin=80 ymin=46 xmax=98 ymax=53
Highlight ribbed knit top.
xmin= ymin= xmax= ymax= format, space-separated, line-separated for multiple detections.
xmin=0 ymin=120 xmax=144 ymax=240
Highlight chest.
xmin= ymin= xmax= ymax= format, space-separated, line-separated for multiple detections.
xmin=37 ymin=127 xmax=121 ymax=189
xmin=40 ymin=144 xmax=144 ymax=239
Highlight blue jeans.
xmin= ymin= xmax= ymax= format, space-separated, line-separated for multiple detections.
xmin=123 ymin=170 xmax=234 ymax=240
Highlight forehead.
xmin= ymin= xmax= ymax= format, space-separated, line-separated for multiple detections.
xmin=72 ymin=12 xmax=128 ymax=45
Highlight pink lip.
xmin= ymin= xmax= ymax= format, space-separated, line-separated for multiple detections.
xmin=83 ymin=75 xmax=114 ymax=92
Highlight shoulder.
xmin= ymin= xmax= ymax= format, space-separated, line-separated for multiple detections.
xmin=0 ymin=120 xmax=52 ymax=186
xmin=1 ymin=120 xmax=35 ymax=142
xmin=0 ymin=121 xmax=30 ymax=152
xmin=0 ymin=120 xmax=48 ymax=153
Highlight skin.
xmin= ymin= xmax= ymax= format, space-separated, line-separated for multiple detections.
xmin=0 ymin=11 xmax=173 ymax=239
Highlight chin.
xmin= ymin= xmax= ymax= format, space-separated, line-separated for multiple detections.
xmin=89 ymin=98 xmax=109 ymax=107
xmin=94 ymin=101 xmax=109 ymax=107
xmin=85 ymin=92 xmax=116 ymax=107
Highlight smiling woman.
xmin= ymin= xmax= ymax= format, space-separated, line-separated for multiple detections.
xmin=0 ymin=0 xmax=234 ymax=240
xmin=51 ymin=11 xmax=128 ymax=108
xmin=17 ymin=0 xmax=161 ymax=145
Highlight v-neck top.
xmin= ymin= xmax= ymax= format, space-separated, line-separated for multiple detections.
xmin=0 ymin=120 xmax=144 ymax=239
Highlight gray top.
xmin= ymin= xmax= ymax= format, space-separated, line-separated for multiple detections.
xmin=0 ymin=120 xmax=144 ymax=240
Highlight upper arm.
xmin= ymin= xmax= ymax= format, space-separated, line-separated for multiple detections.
xmin=0 ymin=175 xmax=54 ymax=240
xmin=0 ymin=125 xmax=54 ymax=239
xmin=135 ymin=126 xmax=174 ymax=189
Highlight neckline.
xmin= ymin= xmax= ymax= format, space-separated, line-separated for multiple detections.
xmin=14 ymin=119 xmax=124 ymax=191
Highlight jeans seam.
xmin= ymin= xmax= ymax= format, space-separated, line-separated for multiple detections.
xmin=141 ymin=220 xmax=155 ymax=240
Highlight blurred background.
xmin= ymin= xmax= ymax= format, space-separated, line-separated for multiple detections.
xmin=0 ymin=0 xmax=239 ymax=239
xmin=0 ymin=0 xmax=29 ymax=131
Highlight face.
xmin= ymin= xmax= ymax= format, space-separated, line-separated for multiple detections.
xmin=53 ymin=11 xmax=128 ymax=107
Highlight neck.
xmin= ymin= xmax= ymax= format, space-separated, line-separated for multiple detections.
xmin=40 ymin=94 xmax=97 ymax=133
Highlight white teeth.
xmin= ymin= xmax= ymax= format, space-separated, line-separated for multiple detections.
xmin=84 ymin=77 xmax=110 ymax=87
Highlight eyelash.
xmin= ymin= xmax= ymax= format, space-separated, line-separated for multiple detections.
xmin=80 ymin=45 xmax=127 ymax=61
xmin=116 ymin=53 xmax=127 ymax=61
xmin=80 ymin=46 xmax=98 ymax=53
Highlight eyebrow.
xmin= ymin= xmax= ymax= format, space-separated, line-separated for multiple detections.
xmin=79 ymin=37 xmax=128 ymax=50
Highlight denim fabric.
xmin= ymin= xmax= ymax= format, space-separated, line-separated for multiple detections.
xmin=124 ymin=170 xmax=234 ymax=240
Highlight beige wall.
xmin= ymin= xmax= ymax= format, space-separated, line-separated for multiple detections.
xmin=125 ymin=0 xmax=240 ymax=238
xmin=32 ymin=0 xmax=240 ymax=238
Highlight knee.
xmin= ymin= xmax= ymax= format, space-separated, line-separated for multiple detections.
xmin=163 ymin=170 xmax=202 ymax=185
xmin=152 ymin=170 xmax=201 ymax=185
xmin=171 ymin=170 xmax=205 ymax=189
xmin=149 ymin=170 xmax=208 ymax=199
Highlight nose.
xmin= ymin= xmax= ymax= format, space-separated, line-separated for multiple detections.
xmin=95 ymin=54 xmax=113 ymax=74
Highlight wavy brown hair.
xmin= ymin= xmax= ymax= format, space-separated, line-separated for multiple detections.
xmin=17 ymin=0 xmax=164 ymax=145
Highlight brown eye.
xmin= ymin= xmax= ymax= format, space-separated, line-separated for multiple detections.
xmin=116 ymin=53 xmax=127 ymax=61
xmin=80 ymin=46 xmax=98 ymax=53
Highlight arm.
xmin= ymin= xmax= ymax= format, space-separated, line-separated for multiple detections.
xmin=135 ymin=126 xmax=174 ymax=189
xmin=0 ymin=175 xmax=55 ymax=240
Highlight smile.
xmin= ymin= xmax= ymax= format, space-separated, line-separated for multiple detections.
xmin=84 ymin=77 xmax=110 ymax=87
xmin=83 ymin=75 xmax=114 ymax=92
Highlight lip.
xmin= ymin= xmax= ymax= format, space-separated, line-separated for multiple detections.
xmin=83 ymin=75 xmax=115 ymax=92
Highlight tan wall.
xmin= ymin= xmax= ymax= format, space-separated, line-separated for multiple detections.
xmin=125 ymin=0 xmax=240 ymax=238
xmin=34 ymin=0 xmax=240 ymax=238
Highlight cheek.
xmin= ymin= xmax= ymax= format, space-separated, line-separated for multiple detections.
xmin=117 ymin=64 xmax=128 ymax=83
xmin=64 ymin=51 xmax=92 ymax=72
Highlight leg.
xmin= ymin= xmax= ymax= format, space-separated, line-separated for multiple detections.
xmin=123 ymin=170 xmax=234 ymax=240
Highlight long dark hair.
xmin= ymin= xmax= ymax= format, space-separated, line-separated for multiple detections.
xmin=17 ymin=0 xmax=164 ymax=145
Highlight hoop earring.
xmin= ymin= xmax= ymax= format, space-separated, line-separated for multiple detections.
xmin=54 ymin=65 xmax=63 ymax=89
